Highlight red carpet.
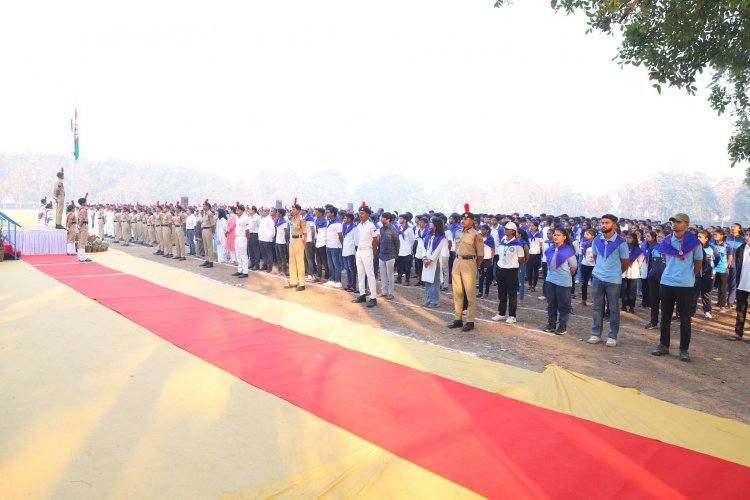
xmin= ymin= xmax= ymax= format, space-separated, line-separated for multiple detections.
xmin=26 ymin=255 xmax=750 ymax=498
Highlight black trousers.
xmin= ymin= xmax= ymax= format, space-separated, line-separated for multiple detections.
xmin=648 ymin=278 xmax=661 ymax=325
xmin=248 ymin=233 xmax=260 ymax=268
xmin=580 ymin=264 xmax=594 ymax=301
xmin=659 ymin=285 xmax=693 ymax=351
xmin=304 ymin=242 xmax=316 ymax=276
xmin=736 ymin=289 xmax=749 ymax=336
xmin=315 ymin=246 xmax=328 ymax=279
xmin=526 ymin=254 xmax=541 ymax=287
xmin=414 ymin=256 xmax=423 ymax=282
xmin=496 ymin=267 xmax=519 ymax=316
xmin=275 ymin=243 xmax=288 ymax=274
xmin=396 ymin=255 xmax=412 ymax=280
xmin=641 ymin=273 xmax=650 ymax=306
xmin=621 ymin=278 xmax=638 ymax=310
xmin=448 ymin=251 xmax=456 ymax=284
xmin=691 ymin=274 xmax=713 ymax=315
xmin=260 ymin=241 xmax=274 ymax=271
xmin=478 ymin=260 xmax=493 ymax=294
xmin=715 ymin=272 xmax=728 ymax=307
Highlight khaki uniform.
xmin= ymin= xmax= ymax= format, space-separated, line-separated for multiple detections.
xmin=147 ymin=213 xmax=155 ymax=245
xmin=155 ymin=211 xmax=163 ymax=250
xmin=77 ymin=205 xmax=90 ymax=261
xmin=173 ymin=211 xmax=187 ymax=258
xmin=122 ymin=211 xmax=131 ymax=245
xmin=66 ymin=210 xmax=77 ymax=244
xmin=54 ymin=178 xmax=65 ymax=226
xmin=97 ymin=208 xmax=105 ymax=238
xmin=113 ymin=211 xmax=121 ymax=241
xmin=288 ymin=213 xmax=306 ymax=286
xmin=452 ymin=227 xmax=484 ymax=322
xmin=162 ymin=210 xmax=174 ymax=255
xmin=202 ymin=210 xmax=216 ymax=262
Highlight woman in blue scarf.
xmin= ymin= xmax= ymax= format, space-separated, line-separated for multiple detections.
xmin=542 ymin=228 xmax=578 ymax=335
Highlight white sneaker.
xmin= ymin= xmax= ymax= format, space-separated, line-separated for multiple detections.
xmin=491 ymin=314 xmax=506 ymax=322
xmin=324 ymin=281 xmax=334 ymax=287
xmin=704 ymin=312 xmax=712 ymax=319
xmin=587 ymin=336 xmax=602 ymax=344
xmin=606 ymin=338 xmax=617 ymax=347
xmin=538 ymin=295 xmax=546 ymax=301
xmin=306 ymin=275 xmax=313 ymax=282
xmin=506 ymin=316 xmax=517 ymax=324
xmin=334 ymin=282 xmax=342 ymax=289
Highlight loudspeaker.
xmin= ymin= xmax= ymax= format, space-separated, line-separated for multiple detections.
xmin=180 ymin=196 xmax=189 ymax=207
xmin=275 ymin=200 xmax=283 ymax=209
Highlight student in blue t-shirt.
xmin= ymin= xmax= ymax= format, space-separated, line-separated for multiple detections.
xmin=712 ymin=230 xmax=730 ymax=310
xmin=652 ymin=214 xmax=703 ymax=362
xmin=692 ymin=230 xmax=715 ymax=318
xmin=587 ymin=214 xmax=630 ymax=347
xmin=726 ymin=223 xmax=743 ymax=307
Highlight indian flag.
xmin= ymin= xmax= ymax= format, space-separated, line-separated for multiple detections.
xmin=70 ymin=108 xmax=79 ymax=160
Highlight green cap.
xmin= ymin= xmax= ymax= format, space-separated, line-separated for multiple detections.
xmin=669 ymin=213 xmax=690 ymax=223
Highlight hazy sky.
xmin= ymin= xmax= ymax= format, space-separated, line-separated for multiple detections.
xmin=0 ymin=0 xmax=742 ymax=191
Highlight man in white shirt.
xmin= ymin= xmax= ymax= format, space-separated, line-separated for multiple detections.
xmin=247 ymin=205 xmax=262 ymax=270
xmin=342 ymin=211 xmax=359 ymax=291
xmin=258 ymin=207 xmax=276 ymax=272
xmin=186 ymin=209 xmax=197 ymax=256
xmin=313 ymin=208 xmax=328 ymax=282
xmin=351 ymin=203 xmax=380 ymax=308
xmin=232 ymin=205 xmax=250 ymax=278
xmin=274 ymin=208 xmax=289 ymax=276
xmin=396 ymin=214 xmax=415 ymax=285
xmin=324 ymin=207 xmax=344 ymax=287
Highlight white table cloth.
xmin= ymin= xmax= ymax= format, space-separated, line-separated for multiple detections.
xmin=15 ymin=228 xmax=67 ymax=255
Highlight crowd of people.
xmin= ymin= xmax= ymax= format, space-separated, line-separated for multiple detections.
xmin=50 ymin=162 xmax=749 ymax=363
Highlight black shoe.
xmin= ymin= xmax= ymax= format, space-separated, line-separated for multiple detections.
xmin=232 ymin=272 xmax=242 ymax=276
xmin=206 ymin=262 xmax=213 ymax=268
xmin=447 ymin=319 xmax=463 ymax=329
xmin=366 ymin=298 xmax=377 ymax=308
xmin=55 ymin=224 xmax=65 ymax=229
xmin=477 ymin=293 xmax=484 ymax=299
xmin=644 ymin=322 xmax=658 ymax=330
xmin=172 ymin=256 xmax=180 ymax=259
xmin=179 ymin=257 xmax=186 ymax=261
xmin=542 ymin=323 xmax=557 ymax=333
xmin=352 ymin=295 xmax=367 ymax=303
xmin=679 ymin=350 xmax=690 ymax=362
xmin=284 ymin=284 xmax=296 ymax=289
xmin=651 ymin=344 xmax=669 ymax=356
xmin=296 ymin=286 xmax=305 ymax=291
xmin=200 ymin=261 xmax=209 ymax=267
xmin=461 ymin=322 xmax=474 ymax=332
xmin=554 ymin=326 xmax=567 ymax=335
xmin=154 ymin=250 xmax=163 ymax=255
xmin=239 ymin=274 xmax=248 ymax=278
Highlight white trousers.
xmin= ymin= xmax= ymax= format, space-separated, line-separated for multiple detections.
xmin=235 ymin=237 xmax=248 ymax=273
xmin=356 ymin=249 xmax=376 ymax=297
xmin=440 ymin=254 xmax=449 ymax=287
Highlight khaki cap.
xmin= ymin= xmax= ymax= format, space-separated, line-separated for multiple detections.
xmin=669 ymin=213 xmax=690 ymax=223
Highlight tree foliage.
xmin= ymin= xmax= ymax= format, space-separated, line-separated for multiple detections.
xmin=494 ymin=0 xmax=750 ymax=185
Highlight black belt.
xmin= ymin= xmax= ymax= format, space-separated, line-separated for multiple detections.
xmin=155 ymin=225 xmax=161 ymax=227
xmin=459 ymin=255 xmax=476 ymax=260
xmin=291 ymin=235 xmax=303 ymax=238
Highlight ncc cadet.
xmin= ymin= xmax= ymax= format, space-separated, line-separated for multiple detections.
xmin=284 ymin=198 xmax=307 ymax=291
xmin=173 ymin=202 xmax=187 ymax=260
xmin=65 ymin=201 xmax=77 ymax=255
xmin=161 ymin=203 xmax=174 ymax=258
xmin=76 ymin=194 xmax=92 ymax=262
xmin=448 ymin=204 xmax=484 ymax=332
xmin=53 ymin=168 xmax=65 ymax=229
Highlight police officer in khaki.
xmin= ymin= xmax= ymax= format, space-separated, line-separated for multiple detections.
xmin=154 ymin=202 xmax=164 ymax=254
xmin=65 ymin=202 xmax=77 ymax=255
xmin=284 ymin=198 xmax=307 ymax=291
xmin=53 ymin=169 xmax=65 ymax=229
xmin=173 ymin=202 xmax=187 ymax=261
xmin=448 ymin=204 xmax=485 ymax=332
xmin=161 ymin=203 xmax=174 ymax=258
xmin=201 ymin=199 xmax=216 ymax=268
xmin=97 ymin=204 xmax=105 ymax=239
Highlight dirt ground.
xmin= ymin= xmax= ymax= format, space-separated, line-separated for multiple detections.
xmin=108 ymin=241 xmax=750 ymax=424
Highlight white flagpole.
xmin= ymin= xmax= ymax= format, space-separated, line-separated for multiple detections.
xmin=71 ymin=106 xmax=76 ymax=202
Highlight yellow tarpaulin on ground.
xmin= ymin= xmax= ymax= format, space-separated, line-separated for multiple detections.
xmin=2 ymin=250 xmax=749 ymax=499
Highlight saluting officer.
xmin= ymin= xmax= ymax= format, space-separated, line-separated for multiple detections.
xmin=285 ymin=198 xmax=307 ymax=291
xmin=53 ymin=169 xmax=65 ymax=229
xmin=76 ymin=193 xmax=93 ymax=262
xmin=448 ymin=203 xmax=485 ymax=332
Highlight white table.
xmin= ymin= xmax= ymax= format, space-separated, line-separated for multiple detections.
xmin=14 ymin=228 xmax=67 ymax=255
